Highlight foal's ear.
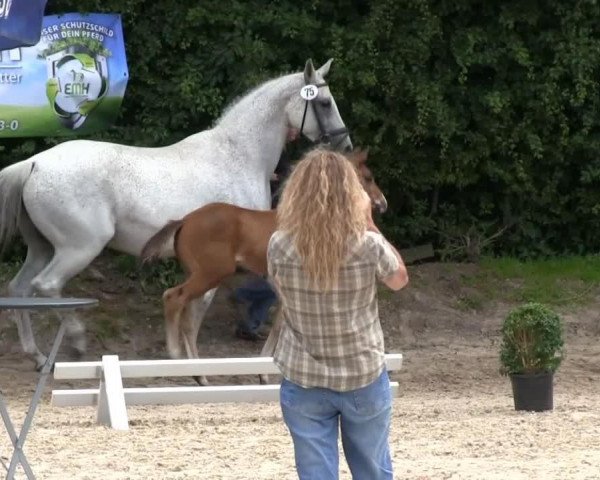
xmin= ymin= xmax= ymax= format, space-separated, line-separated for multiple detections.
xmin=317 ymin=58 xmax=333 ymax=77
xmin=359 ymin=146 xmax=370 ymax=163
xmin=348 ymin=147 xmax=369 ymax=165
xmin=304 ymin=59 xmax=316 ymax=84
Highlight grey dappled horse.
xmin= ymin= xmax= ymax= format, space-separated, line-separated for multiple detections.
xmin=0 ymin=59 xmax=352 ymax=370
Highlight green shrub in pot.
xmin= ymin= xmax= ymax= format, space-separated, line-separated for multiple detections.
xmin=500 ymin=302 xmax=564 ymax=375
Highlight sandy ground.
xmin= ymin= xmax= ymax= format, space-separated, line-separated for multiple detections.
xmin=1 ymin=262 xmax=600 ymax=479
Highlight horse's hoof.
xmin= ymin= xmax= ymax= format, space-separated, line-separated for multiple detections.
xmin=34 ymin=354 xmax=48 ymax=372
xmin=193 ymin=375 xmax=209 ymax=386
xmin=35 ymin=359 xmax=57 ymax=373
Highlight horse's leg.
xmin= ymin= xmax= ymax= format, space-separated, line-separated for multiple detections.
xmin=7 ymin=252 xmax=53 ymax=369
xmin=29 ymin=244 xmax=109 ymax=360
xmin=258 ymin=303 xmax=283 ymax=385
xmin=24 ymin=202 xmax=114 ymax=361
xmin=181 ymin=289 xmax=218 ymax=386
xmin=9 ymin=257 xmax=51 ymax=369
xmin=6 ymin=211 xmax=54 ymax=369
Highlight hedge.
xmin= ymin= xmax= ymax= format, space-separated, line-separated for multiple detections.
xmin=2 ymin=0 xmax=599 ymax=259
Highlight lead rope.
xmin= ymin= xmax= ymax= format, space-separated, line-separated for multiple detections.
xmin=299 ymin=99 xmax=310 ymax=138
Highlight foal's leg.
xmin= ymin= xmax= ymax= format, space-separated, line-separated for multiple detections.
xmin=182 ymin=289 xmax=218 ymax=358
xmin=181 ymin=289 xmax=218 ymax=386
xmin=162 ymin=272 xmax=218 ymax=383
xmin=258 ymin=303 xmax=283 ymax=385
xmin=163 ymin=285 xmax=188 ymax=359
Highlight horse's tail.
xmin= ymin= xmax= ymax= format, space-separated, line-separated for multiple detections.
xmin=140 ymin=219 xmax=184 ymax=263
xmin=0 ymin=160 xmax=35 ymax=253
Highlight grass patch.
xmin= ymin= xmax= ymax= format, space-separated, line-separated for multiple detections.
xmin=455 ymin=294 xmax=486 ymax=312
xmin=479 ymin=255 xmax=600 ymax=306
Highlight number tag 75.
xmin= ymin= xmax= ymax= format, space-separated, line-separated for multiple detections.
xmin=300 ymin=84 xmax=318 ymax=101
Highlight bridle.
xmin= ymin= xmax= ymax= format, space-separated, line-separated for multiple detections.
xmin=299 ymin=81 xmax=350 ymax=150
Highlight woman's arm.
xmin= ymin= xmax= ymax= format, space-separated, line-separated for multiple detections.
xmin=363 ymin=199 xmax=409 ymax=291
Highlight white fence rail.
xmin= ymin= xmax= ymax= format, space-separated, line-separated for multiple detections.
xmin=51 ymin=354 xmax=403 ymax=430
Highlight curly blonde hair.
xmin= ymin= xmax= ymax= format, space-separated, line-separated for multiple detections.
xmin=276 ymin=148 xmax=367 ymax=290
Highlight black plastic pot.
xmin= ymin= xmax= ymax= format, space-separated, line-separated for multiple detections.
xmin=510 ymin=372 xmax=554 ymax=412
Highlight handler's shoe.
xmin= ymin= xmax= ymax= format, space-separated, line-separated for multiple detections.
xmin=234 ymin=327 xmax=266 ymax=342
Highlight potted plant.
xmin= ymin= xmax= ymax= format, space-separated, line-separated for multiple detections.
xmin=499 ymin=302 xmax=564 ymax=412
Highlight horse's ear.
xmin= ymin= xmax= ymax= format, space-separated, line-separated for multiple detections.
xmin=304 ymin=59 xmax=316 ymax=84
xmin=317 ymin=58 xmax=333 ymax=77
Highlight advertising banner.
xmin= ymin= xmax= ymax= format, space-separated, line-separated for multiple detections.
xmin=0 ymin=12 xmax=129 ymax=137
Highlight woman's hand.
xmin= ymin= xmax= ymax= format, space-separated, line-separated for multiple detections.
xmin=366 ymin=213 xmax=379 ymax=233
xmin=359 ymin=190 xmax=379 ymax=232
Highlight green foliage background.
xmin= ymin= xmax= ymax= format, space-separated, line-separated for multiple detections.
xmin=2 ymin=0 xmax=599 ymax=258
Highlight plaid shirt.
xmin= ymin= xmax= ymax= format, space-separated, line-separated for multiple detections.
xmin=267 ymin=230 xmax=400 ymax=391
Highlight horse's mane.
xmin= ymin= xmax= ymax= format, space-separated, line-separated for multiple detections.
xmin=214 ymin=69 xmax=302 ymax=127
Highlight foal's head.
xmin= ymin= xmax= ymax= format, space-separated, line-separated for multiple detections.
xmin=347 ymin=148 xmax=388 ymax=214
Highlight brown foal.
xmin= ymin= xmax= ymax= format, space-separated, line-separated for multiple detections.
xmin=141 ymin=148 xmax=387 ymax=383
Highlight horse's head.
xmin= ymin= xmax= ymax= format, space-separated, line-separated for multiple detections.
xmin=347 ymin=148 xmax=388 ymax=214
xmin=287 ymin=58 xmax=353 ymax=152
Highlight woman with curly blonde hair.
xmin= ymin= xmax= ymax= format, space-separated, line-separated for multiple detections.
xmin=268 ymin=147 xmax=408 ymax=480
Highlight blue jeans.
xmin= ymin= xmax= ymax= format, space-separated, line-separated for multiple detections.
xmin=280 ymin=370 xmax=393 ymax=480
xmin=234 ymin=276 xmax=278 ymax=333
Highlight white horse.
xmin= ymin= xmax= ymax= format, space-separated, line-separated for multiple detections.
xmin=0 ymin=58 xmax=352 ymax=370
